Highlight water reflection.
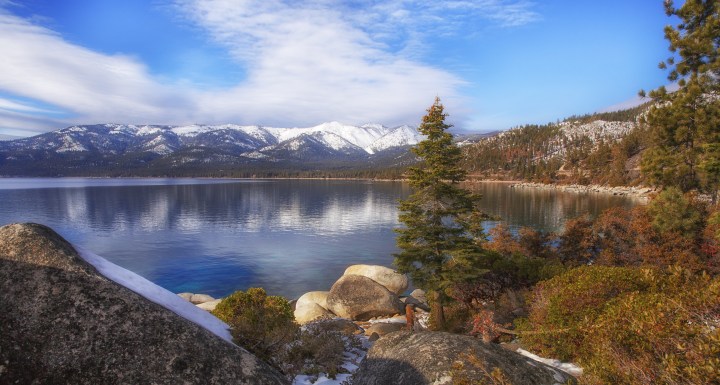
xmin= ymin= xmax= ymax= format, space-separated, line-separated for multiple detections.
xmin=0 ymin=179 xmax=637 ymax=298
xmin=466 ymin=182 xmax=641 ymax=232
xmin=0 ymin=179 xmax=409 ymax=298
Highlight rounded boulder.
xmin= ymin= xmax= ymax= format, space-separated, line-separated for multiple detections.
xmin=294 ymin=302 xmax=334 ymax=325
xmin=326 ymin=274 xmax=404 ymax=321
xmin=295 ymin=291 xmax=329 ymax=310
xmin=294 ymin=291 xmax=333 ymax=325
xmin=343 ymin=265 xmax=408 ymax=295
xmin=189 ymin=293 xmax=215 ymax=304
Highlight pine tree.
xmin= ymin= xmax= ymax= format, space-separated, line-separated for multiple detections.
xmin=394 ymin=97 xmax=489 ymax=329
xmin=641 ymin=0 xmax=720 ymax=201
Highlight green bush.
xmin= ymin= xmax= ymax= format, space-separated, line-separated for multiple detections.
xmin=520 ymin=266 xmax=720 ymax=384
xmin=212 ymin=288 xmax=298 ymax=364
xmin=580 ymin=269 xmax=720 ymax=385
xmin=518 ymin=266 xmax=651 ymax=360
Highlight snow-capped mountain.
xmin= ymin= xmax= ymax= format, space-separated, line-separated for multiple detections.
xmin=0 ymin=122 xmax=424 ymax=175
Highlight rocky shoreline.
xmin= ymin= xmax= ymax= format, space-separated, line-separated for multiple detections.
xmin=1 ymin=223 xmax=578 ymax=385
xmin=509 ymin=182 xmax=656 ymax=200
xmin=180 ymin=264 xmax=577 ymax=384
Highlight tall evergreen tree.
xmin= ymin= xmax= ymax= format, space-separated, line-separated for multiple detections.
xmin=394 ymin=98 xmax=488 ymax=329
xmin=641 ymin=0 xmax=720 ymax=201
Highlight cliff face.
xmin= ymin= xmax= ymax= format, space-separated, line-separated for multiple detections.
xmin=0 ymin=223 xmax=288 ymax=385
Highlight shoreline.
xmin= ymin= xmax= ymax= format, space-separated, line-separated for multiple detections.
xmin=0 ymin=175 xmax=657 ymax=196
xmin=508 ymin=181 xmax=656 ymax=199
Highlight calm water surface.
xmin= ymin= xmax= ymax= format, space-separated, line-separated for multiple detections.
xmin=0 ymin=178 xmax=640 ymax=299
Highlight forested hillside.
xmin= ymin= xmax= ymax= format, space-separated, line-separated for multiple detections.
xmin=460 ymin=103 xmax=650 ymax=185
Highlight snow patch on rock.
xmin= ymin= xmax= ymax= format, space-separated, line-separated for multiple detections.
xmin=74 ymin=245 xmax=233 ymax=343
xmin=516 ymin=348 xmax=583 ymax=377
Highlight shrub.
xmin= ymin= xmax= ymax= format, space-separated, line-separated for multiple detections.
xmin=212 ymin=288 xmax=298 ymax=365
xmin=282 ymin=319 xmax=363 ymax=381
xmin=582 ymin=269 xmax=720 ymax=385
xmin=646 ymin=187 xmax=706 ymax=238
xmin=700 ymin=208 xmax=720 ymax=274
xmin=520 ymin=266 xmax=720 ymax=385
xmin=557 ymin=215 xmax=595 ymax=266
xmin=592 ymin=206 xmax=705 ymax=271
xmin=518 ymin=265 xmax=650 ymax=360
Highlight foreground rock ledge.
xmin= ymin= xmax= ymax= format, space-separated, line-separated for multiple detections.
xmin=349 ymin=331 xmax=576 ymax=385
xmin=0 ymin=223 xmax=287 ymax=385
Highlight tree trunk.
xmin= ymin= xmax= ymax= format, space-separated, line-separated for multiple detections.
xmin=405 ymin=304 xmax=415 ymax=331
xmin=430 ymin=297 xmax=446 ymax=330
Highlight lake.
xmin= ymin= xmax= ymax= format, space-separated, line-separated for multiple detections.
xmin=0 ymin=178 xmax=640 ymax=299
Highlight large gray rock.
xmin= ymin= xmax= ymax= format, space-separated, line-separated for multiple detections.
xmin=350 ymin=331 xmax=576 ymax=385
xmin=343 ymin=264 xmax=408 ymax=295
xmin=0 ymin=223 xmax=288 ymax=385
xmin=326 ymin=274 xmax=404 ymax=321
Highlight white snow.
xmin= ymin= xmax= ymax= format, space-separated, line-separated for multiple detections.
xmin=147 ymin=144 xmax=175 ymax=155
xmin=51 ymin=122 xmax=419 ymax=156
xmin=516 ymin=348 xmax=583 ymax=377
xmin=136 ymin=125 xmax=164 ymax=136
xmin=366 ymin=125 xmax=422 ymax=153
xmin=56 ymin=134 xmax=88 ymax=152
xmin=73 ymin=244 xmax=233 ymax=343
xmin=560 ymin=120 xmax=635 ymax=143
xmin=108 ymin=125 xmax=135 ymax=135
xmin=171 ymin=124 xmax=210 ymax=137
xmin=265 ymin=122 xmax=395 ymax=153
xmin=313 ymin=131 xmax=359 ymax=151
xmin=243 ymin=151 xmax=269 ymax=159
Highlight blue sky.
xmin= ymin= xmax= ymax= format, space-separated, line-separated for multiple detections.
xmin=0 ymin=0 xmax=672 ymax=138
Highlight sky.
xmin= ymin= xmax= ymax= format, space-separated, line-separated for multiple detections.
xmin=0 ymin=0 xmax=673 ymax=139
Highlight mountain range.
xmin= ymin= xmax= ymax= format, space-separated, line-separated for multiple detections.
xmin=0 ymin=103 xmax=646 ymax=179
xmin=0 ymin=122 xmax=425 ymax=176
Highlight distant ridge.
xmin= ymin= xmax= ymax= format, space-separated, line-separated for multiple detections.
xmin=0 ymin=122 xmax=426 ymax=177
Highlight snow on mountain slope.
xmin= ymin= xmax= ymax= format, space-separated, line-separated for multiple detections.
xmin=0 ymin=122 xmax=422 ymax=165
xmin=266 ymin=121 xmax=388 ymax=151
xmin=56 ymin=134 xmax=88 ymax=153
xmin=301 ymin=130 xmax=362 ymax=152
xmin=366 ymin=125 xmax=423 ymax=153
xmin=171 ymin=124 xmax=215 ymax=137
xmin=559 ymin=120 xmax=635 ymax=142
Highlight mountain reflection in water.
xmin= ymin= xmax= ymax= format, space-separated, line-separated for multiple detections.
xmin=0 ymin=178 xmax=639 ymax=298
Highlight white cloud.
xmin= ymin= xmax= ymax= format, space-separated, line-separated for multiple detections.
xmin=0 ymin=97 xmax=63 ymax=114
xmin=171 ymin=0 xmax=468 ymax=127
xmin=0 ymin=109 xmax=70 ymax=137
xmin=0 ymin=10 xmax=198 ymax=133
xmin=0 ymin=1 xmax=539 ymax=136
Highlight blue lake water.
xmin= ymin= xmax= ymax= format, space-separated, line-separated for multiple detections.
xmin=0 ymin=178 xmax=640 ymax=299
